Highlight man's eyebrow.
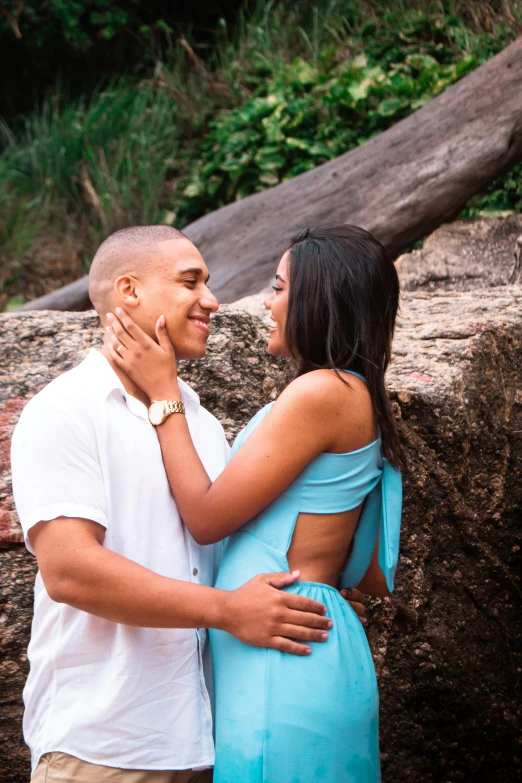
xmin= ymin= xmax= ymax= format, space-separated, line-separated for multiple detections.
xmin=178 ymin=266 xmax=210 ymax=282
xmin=275 ymin=274 xmax=286 ymax=283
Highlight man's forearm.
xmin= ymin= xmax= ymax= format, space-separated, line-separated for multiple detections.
xmin=32 ymin=517 xmax=331 ymax=655
xmin=48 ymin=536 xmax=228 ymax=630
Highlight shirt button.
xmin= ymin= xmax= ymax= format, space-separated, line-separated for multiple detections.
xmin=193 ymin=568 xmax=199 ymax=576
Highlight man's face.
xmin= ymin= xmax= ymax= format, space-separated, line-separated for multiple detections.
xmin=131 ymin=238 xmax=219 ymax=360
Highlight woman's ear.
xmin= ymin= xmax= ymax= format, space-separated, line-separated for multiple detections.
xmin=114 ymin=275 xmax=140 ymax=308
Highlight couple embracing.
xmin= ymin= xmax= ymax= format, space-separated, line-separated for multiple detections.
xmin=11 ymin=223 xmax=403 ymax=783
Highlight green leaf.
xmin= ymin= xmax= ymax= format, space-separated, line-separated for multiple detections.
xmin=259 ymin=171 xmax=280 ymax=186
xmin=309 ymin=142 xmax=334 ymax=158
xmin=455 ymin=55 xmax=477 ymax=77
xmin=183 ymin=182 xmax=202 ymax=198
xmin=405 ymin=54 xmax=439 ymax=73
xmin=285 ymin=137 xmax=310 ymax=151
xmin=255 ymin=147 xmax=286 ymax=171
xmin=377 ymin=96 xmax=410 ymax=117
xmin=5 ymin=296 xmax=24 ymax=312
xmin=288 ymin=57 xmax=317 ymax=86
xmin=347 ymin=81 xmax=372 ymax=103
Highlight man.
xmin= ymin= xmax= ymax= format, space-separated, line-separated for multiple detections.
xmin=11 ymin=225 xmax=364 ymax=783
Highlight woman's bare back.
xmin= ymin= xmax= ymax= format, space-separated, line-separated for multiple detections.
xmin=287 ymin=371 xmax=377 ymax=587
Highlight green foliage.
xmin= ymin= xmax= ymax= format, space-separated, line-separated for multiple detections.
xmin=0 ymin=1 xmax=169 ymax=49
xmin=460 ymin=162 xmax=522 ymax=219
xmin=178 ymin=48 xmax=479 ymax=222
xmin=4 ymin=295 xmax=25 ymax=311
xmin=0 ymin=84 xmax=180 ymax=254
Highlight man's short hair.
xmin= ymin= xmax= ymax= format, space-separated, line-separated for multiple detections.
xmin=88 ymin=225 xmax=188 ymax=316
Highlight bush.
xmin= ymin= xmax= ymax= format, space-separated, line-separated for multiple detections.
xmin=178 ymin=49 xmax=478 ymax=223
xmin=0 ymin=84 xmax=181 ymax=247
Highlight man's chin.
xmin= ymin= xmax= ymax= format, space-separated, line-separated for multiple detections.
xmin=175 ymin=342 xmax=208 ymax=362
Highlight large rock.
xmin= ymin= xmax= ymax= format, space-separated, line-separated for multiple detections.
xmin=1 ymin=218 xmax=522 ymax=782
xmin=396 ymin=213 xmax=522 ymax=291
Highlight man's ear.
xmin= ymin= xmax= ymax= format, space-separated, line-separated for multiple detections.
xmin=114 ymin=275 xmax=140 ymax=308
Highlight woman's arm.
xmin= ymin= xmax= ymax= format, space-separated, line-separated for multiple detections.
xmin=107 ymin=311 xmax=344 ymax=544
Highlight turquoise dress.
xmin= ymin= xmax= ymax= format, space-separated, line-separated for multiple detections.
xmin=210 ymin=372 xmax=402 ymax=783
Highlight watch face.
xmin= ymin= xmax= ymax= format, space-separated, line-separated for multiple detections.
xmin=148 ymin=401 xmax=165 ymax=426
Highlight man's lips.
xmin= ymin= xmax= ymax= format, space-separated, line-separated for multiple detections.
xmin=188 ymin=316 xmax=211 ymax=336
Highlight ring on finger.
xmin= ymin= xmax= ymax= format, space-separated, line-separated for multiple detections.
xmin=116 ymin=344 xmax=125 ymax=354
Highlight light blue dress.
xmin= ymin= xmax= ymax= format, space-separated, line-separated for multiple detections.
xmin=210 ymin=372 xmax=402 ymax=783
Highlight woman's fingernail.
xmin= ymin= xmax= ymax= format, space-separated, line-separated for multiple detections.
xmin=160 ymin=314 xmax=165 ymax=326
xmin=116 ymin=307 xmax=123 ymax=315
xmin=326 ymin=620 xmax=333 ymax=629
xmin=105 ymin=326 xmax=111 ymax=333
xmin=106 ymin=313 xmax=113 ymax=320
xmin=320 ymin=632 xmax=329 ymax=641
xmin=291 ymin=570 xmax=300 ymax=577
xmin=304 ymin=647 xmax=311 ymax=655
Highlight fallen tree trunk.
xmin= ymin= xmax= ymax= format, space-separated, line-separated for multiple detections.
xmin=17 ymin=276 xmax=92 ymax=312
xmin=18 ymin=38 xmax=522 ymax=310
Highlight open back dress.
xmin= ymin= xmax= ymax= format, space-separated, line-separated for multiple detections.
xmin=210 ymin=372 xmax=402 ymax=783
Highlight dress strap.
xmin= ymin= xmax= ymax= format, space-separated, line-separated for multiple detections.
xmin=339 ymin=369 xmax=366 ymax=383
xmin=339 ymin=458 xmax=402 ymax=592
xmin=377 ymin=459 xmax=402 ymax=591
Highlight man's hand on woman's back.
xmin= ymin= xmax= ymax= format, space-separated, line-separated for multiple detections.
xmin=340 ymin=588 xmax=367 ymax=624
xmin=30 ymin=519 xmax=332 ymax=656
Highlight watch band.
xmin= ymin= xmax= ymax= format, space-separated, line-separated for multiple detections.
xmin=148 ymin=399 xmax=186 ymax=426
xmin=164 ymin=400 xmax=185 ymax=416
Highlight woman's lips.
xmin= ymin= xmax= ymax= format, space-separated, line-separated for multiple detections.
xmin=189 ymin=318 xmax=211 ymax=337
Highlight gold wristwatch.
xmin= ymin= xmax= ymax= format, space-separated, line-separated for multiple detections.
xmin=148 ymin=399 xmax=185 ymax=426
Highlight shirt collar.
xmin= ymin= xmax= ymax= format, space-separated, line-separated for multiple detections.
xmin=82 ymin=350 xmax=200 ymax=413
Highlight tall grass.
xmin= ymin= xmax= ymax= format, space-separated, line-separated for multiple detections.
xmin=1 ymin=0 xmax=521 ymax=308
xmin=0 ymin=85 xmax=181 ymax=248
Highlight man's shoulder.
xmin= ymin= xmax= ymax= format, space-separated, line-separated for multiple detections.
xmin=17 ymin=355 xmax=101 ymax=423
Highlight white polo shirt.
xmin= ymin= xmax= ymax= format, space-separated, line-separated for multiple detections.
xmin=10 ymin=349 xmax=230 ymax=774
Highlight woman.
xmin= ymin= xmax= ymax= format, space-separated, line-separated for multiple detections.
xmin=107 ymin=225 xmax=403 ymax=783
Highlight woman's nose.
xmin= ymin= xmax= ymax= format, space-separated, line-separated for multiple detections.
xmin=264 ymin=292 xmax=274 ymax=310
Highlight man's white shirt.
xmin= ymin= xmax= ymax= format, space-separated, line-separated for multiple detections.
xmin=11 ymin=349 xmax=230 ymax=774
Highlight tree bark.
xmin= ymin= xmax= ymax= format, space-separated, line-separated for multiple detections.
xmin=17 ymin=38 xmax=522 ymax=310
xmin=17 ymin=276 xmax=92 ymax=312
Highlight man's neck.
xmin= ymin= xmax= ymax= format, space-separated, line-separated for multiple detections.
xmin=101 ymin=347 xmax=150 ymax=407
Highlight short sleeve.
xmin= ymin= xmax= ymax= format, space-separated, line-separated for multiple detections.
xmin=11 ymin=399 xmax=108 ymax=554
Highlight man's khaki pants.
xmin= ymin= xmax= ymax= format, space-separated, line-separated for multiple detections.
xmin=32 ymin=752 xmax=213 ymax=783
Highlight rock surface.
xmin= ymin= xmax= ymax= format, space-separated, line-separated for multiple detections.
xmin=1 ymin=218 xmax=522 ymax=782
xmin=396 ymin=214 xmax=522 ymax=291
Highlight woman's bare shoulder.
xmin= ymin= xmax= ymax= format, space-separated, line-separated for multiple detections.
xmin=270 ymin=370 xmax=375 ymax=451
xmin=280 ymin=369 xmax=368 ymax=402
xmin=270 ymin=370 xmax=370 ymax=423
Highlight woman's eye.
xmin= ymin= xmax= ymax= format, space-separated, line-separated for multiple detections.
xmin=185 ymin=279 xmax=197 ymax=286
xmin=272 ymin=285 xmax=283 ymax=293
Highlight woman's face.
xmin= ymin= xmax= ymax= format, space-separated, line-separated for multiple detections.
xmin=264 ymin=251 xmax=292 ymax=357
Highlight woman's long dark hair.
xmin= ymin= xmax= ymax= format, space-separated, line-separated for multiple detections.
xmin=285 ymin=224 xmax=404 ymax=469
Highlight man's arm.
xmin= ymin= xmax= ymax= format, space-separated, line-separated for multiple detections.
xmin=355 ymin=536 xmax=390 ymax=599
xmin=30 ymin=517 xmax=332 ymax=656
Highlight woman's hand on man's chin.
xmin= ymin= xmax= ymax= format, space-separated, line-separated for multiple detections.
xmin=106 ymin=308 xmax=180 ymax=400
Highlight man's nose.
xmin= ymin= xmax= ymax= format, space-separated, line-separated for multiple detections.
xmin=200 ymin=285 xmax=219 ymax=312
